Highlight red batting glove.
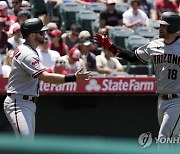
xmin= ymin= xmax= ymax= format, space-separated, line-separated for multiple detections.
xmin=94 ymin=33 xmax=113 ymax=49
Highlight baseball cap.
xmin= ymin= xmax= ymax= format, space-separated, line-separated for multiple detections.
xmin=81 ymin=39 xmax=92 ymax=46
xmin=21 ymin=0 xmax=31 ymax=10
xmin=21 ymin=18 xmax=48 ymax=33
xmin=69 ymin=47 xmax=81 ymax=61
xmin=0 ymin=1 xmax=8 ymax=11
xmin=9 ymin=22 xmax=20 ymax=34
xmin=50 ymin=29 xmax=61 ymax=37
xmin=158 ymin=12 xmax=180 ymax=25
xmin=79 ymin=30 xmax=91 ymax=40
xmin=47 ymin=22 xmax=58 ymax=31
xmin=106 ymin=0 xmax=117 ymax=4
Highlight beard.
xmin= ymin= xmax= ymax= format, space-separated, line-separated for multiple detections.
xmin=159 ymin=31 xmax=166 ymax=38
xmin=35 ymin=35 xmax=44 ymax=44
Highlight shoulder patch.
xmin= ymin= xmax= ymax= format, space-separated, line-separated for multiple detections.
xmin=31 ymin=57 xmax=40 ymax=66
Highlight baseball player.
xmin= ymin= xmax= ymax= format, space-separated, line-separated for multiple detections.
xmin=94 ymin=12 xmax=180 ymax=143
xmin=3 ymin=18 xmax=91 ymax=138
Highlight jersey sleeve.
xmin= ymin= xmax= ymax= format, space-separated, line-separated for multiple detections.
xmin=134 ymin=43 xmax=151 ymax=63
xmin=21 ymin=54 xmax=46 ymax=78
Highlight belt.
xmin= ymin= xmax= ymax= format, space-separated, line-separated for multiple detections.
xmin=7 ymin=93 xmax=38 ymax=103
xmin=159 ymin=94 xmax=179 ymax=100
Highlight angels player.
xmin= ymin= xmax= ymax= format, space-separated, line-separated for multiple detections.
xmin=4 ymin=18 xmax=91 ymax=138
xmin=94 ymin=12 xmax=180 ymax=144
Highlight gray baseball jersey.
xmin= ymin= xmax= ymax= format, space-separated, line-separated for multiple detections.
xmin=135 ymin=38 xmax=180 ymax=141
xmin=135 ymin=38 xmax=180 ymax=94
xmin=7 ymin=43 xmax=46 ymax=97
xmin=4 ymin=43 xmax=46 ymax=138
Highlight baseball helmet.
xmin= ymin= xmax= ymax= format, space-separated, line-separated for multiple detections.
xmin=159 ymin=12 xmax=180 ymax=34
xmin=21 ymin=18 xmax=48 ymax=38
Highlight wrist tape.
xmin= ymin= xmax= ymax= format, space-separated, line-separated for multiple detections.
xmin=65 ymin=74 xmax=76 ymax=82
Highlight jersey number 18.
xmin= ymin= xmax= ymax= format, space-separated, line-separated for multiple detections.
xmin=168 ymin=69 xmax=177 ymax=80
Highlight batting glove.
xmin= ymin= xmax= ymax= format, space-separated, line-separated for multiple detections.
xmin=94 ymin=33 xmax=113 ymax=48
xmin=94 ymin=33 xmax=119 ymax=55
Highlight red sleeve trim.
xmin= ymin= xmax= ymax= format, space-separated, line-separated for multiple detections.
xmin=32 ymin=68 xmax=47 ymax=78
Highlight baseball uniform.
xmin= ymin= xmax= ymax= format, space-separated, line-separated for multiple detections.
xmin=135 ymin=38 xmax=180 ymax=140
xmin=4 ymin=43 xmax=46 ymax=138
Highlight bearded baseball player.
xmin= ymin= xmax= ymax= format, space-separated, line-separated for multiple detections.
xmin=4 ymin=18 xmax=91 ymax=138
xmin=94 ymin=12 xmax=180 ymax=144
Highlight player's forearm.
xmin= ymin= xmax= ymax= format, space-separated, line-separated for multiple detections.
xmin=38 ymin=72 xmax=66 ymax=84
xmin=110 ymin=44 xmax=139 ymax=63
xmin=94 ymin=33 xmax=140 ymax=63
xmin=38 ymin=71 xmax=77 ymax=84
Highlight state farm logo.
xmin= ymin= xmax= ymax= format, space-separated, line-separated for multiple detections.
xmin=86 ymin=79 xmax=154 ymax=92
xmin=39 ymin=81 xmax=77 ymax=92
xmin=85 ymin=79 xmax=101 ymax=91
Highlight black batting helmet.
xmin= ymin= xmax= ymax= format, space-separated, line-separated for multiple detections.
xmin=159 ymin=12 xmax=180 ymax=34
xmin=21 ymin=18 xmax=48 ymax=38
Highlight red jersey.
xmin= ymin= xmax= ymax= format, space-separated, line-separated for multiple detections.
xmin=155 ymin=0 xmax=179 ymax=19
xmin=49 ymin=42 xmax=67 ymax=56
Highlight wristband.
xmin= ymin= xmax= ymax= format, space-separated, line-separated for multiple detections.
xmin=65 ymin=74 xmax=76 ymax=82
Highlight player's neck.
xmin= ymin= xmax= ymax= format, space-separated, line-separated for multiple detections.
xmin=25 ymin=40 xmax=39 ymax=50
xmin=164 ymin=35 xmax=178 ymax=45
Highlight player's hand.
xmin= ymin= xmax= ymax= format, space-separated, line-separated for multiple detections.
xmin=94 ymin=33 xmax=113 ymax=49
xmin=75 ymin=68 xmax=91 ymax=82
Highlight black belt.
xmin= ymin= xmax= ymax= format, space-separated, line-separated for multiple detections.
xmin=7 ymin=93 xmax=38 ymax=103
xmin=159 ymin=94 xmax=179 ymax=100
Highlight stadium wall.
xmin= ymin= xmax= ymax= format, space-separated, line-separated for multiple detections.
xmin=0 ymin=94 xmax=159 ymax=138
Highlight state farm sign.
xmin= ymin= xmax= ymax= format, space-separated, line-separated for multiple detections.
xmin=0 ymin=77 xmax=156 ymax=94
xmin=38 ymin=77 xmax=156 ymax=94
xmin=39 ymin=82 xmax=77 ymax=92
xmin=86 ymin=79 xmax=154 ymax=92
